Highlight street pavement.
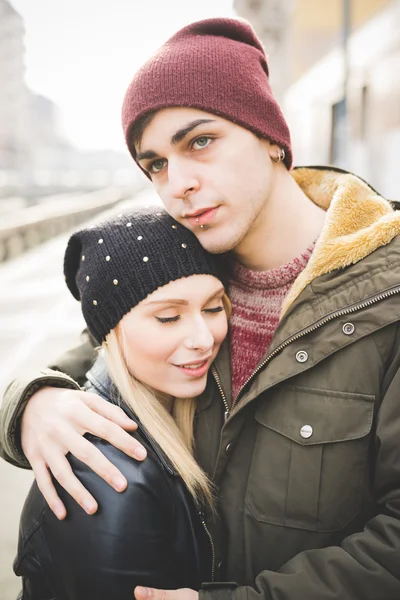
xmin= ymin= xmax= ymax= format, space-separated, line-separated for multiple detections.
xmin=0 ymin=189 xmax=160 ymax=599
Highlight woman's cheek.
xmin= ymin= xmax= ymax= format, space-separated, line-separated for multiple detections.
xmin=141 ymin=326 xmax=177 ymax=359
xmin=216 ymin=316 xmax=229 ymax=345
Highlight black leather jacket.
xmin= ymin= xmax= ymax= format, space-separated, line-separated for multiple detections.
xmin=14 ymin=358 xmax=213 ymax=599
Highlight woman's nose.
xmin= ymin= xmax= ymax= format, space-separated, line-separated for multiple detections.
xmin=184 ymin=321 xmax=214 ymax=352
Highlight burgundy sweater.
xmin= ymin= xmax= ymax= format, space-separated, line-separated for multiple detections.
xmin=229 ymin=243 xmax=315 ymax=401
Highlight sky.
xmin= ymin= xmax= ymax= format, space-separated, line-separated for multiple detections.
xmin=9 ymin=0 xmax=236 ymax=152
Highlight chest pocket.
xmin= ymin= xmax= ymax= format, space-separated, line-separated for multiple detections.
xmin=245 ymin=385 xmax=375 ymax=532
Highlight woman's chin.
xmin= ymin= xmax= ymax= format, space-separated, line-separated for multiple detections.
xmin=165 ymin=374 xmax=208 ymax=399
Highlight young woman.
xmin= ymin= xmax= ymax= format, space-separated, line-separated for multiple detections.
xmin=14 ymin=206 xmax=229 ymax=600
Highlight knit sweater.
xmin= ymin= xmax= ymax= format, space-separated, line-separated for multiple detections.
xmin=229 ymin=243 xmax=315 ymax=401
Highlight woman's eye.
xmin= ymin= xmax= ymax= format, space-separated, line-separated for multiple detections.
xmin=148 ymin=159 xmax=166 ymax=174
xmin=192 ymin=136 xmax=212 ymax=150
xmin=156 ymin=315 xmax=180 ymax=323
xmin=204 ymin=305 xmax=224 ymax=314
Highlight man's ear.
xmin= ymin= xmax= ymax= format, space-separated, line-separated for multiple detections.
xmin=269 ymin=144 xmax=286 ymax=164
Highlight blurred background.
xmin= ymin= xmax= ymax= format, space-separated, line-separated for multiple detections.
xmin=1 ymin=0 xmax=399 ymax=597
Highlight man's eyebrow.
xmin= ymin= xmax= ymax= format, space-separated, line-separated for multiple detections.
xmin=136 ymin=119 xmax=216 ymax=163
xmin=170 ymin=119 xmax=216 ymax=145
xmin=145 ymin=286 xmax=225 ymax=307
xmin=136 ymin=149 xmax=158 ymax=163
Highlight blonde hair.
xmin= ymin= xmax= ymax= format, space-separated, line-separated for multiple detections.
xmin=103 ymin=293 xmax=231 ymax=507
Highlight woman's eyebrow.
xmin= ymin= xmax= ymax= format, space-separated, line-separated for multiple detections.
xmin=145 ymin=299 xmax=188 ymax=306
xmin=145 ymin=287 xmax=224 ymax=307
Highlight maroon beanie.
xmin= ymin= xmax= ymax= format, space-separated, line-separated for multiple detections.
xmin=121 ymin=18 xmax=292 ymax=170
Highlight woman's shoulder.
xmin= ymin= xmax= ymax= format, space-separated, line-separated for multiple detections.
xmin=15 ymin=439 xmax=179 ymax=590
xmin=74 ymin=431 xmax=176 ymax=497
xmin=17 ymin=433 xmax=176 ymax=554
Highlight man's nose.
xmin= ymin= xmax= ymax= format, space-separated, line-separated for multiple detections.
xmin=167 ymin=157 xmax=199 ymax=200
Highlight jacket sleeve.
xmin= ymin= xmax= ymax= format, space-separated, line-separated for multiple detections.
xmin=0 ymin=329 xmax=97 ymax=468
xmin=15 ymin=440 xmax=178 ymax=600
xmin=201 ymin=364 xmax=400 ymax=600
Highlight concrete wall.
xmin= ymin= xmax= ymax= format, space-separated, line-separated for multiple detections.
xmin=0 ymin=186 xmax=135 ymax=263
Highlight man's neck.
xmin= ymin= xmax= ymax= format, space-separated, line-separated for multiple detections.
xmin=233 ymin=167 xmax=326 ymax=271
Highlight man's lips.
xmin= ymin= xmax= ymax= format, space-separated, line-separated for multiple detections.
xmin=183 ymin=207 xmax=218 ymax=227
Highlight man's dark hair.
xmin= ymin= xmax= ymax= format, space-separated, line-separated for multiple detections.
xmin=130 ymin=110 xmax=157 ymax=151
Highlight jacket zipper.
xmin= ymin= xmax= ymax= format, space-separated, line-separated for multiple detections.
xmin=210 ymin=367 xmax=230 ymax=421
xmin=199 ymin=511 xmax=215 ymax=582
xmin=213 ymin=285 xmax=400 ymax=419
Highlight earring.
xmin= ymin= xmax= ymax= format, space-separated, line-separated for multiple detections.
xmin=271 ymin=148 xmax=285 ymax=163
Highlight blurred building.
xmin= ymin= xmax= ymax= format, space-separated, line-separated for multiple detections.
xmin=28 ymin=93 xmax=72 ymax=180
xmin=234 ymin=0 xmax=393 ymax=96
xmin=30 ymin=94 xmax=66 ymax=151
xmin=234 ymin=0 xmax=294 ymax=101
xmin=235 ymin=0 xmax=399 ymax=198
xmin=286 ymin=0 xmax=392 ymax=82
xmin=0 ymin=1 xmax=140 ymax=199
xmin=284 ymin=0 xmax=400 ymax=198
xmin=0 ymin=0 xmax=31 ymax=184
xmin=27 ymin=94 xmax=140 ymax=191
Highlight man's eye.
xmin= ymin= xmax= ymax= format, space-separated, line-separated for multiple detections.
xmin=192 ymin=136 xmax=212 ymax=150
xmin=148 ymin=159 xmax=166 ymax=174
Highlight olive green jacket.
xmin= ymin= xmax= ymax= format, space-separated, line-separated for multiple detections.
xmin=3 ymin=167 xmax=400 ymax=599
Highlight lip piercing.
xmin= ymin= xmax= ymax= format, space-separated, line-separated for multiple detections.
xmin=194 ymin=216 xmax=205 ymax=228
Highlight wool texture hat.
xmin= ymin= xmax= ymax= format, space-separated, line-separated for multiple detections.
xmin=64 ymin=206 xmax=223 ymax=343
xmin=121 ymin=18 xmax=292 ymax=170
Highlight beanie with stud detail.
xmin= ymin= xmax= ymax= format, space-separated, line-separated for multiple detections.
xmin=121 ymin=17 xmax=292 ymax=170
xmin=64 ymin=207 xmax=223 ymax=343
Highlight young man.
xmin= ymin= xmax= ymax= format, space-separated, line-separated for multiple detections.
xmin=3 ymin=17 xmax=400 ymax=600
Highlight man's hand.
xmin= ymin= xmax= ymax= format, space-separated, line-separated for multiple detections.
xmin=21 ymin=386 xmax=146 ymax=520
xmin=135 ymin=587 xmax=198 ymax=600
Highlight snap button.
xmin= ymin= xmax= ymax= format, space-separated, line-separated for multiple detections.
xmin=225 ymin=443 xmax=232 ymax=454
xmin=296 ymin=350 xmax=308 ymax=363
xmin=343 ymin=322 xmax=355 ymax=335
xmin=300 ymin=424 xmax=313 ymax=439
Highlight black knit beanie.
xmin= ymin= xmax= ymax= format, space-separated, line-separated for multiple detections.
xmin=64 ymin=206 xmax=223 ymax=342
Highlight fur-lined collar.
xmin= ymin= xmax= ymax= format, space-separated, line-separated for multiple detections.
xmin=281 ymin=167 xmax=400 ymax=316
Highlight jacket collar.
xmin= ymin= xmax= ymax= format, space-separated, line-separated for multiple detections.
xmin=86 ymin=354 xmax=177 ymax=476
xmin=86 ymin=353 xmax=114 ymax=399
xmin=282 ymin=166 xmax=400 ymax=316
xmin=211 ymin=166 xmax=400 ymax=409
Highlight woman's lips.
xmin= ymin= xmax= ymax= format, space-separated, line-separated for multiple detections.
xmin=174 ymin=359 xmax=210 ymax=378
xmin=187 ymin=207 xmax=218 ymax=228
